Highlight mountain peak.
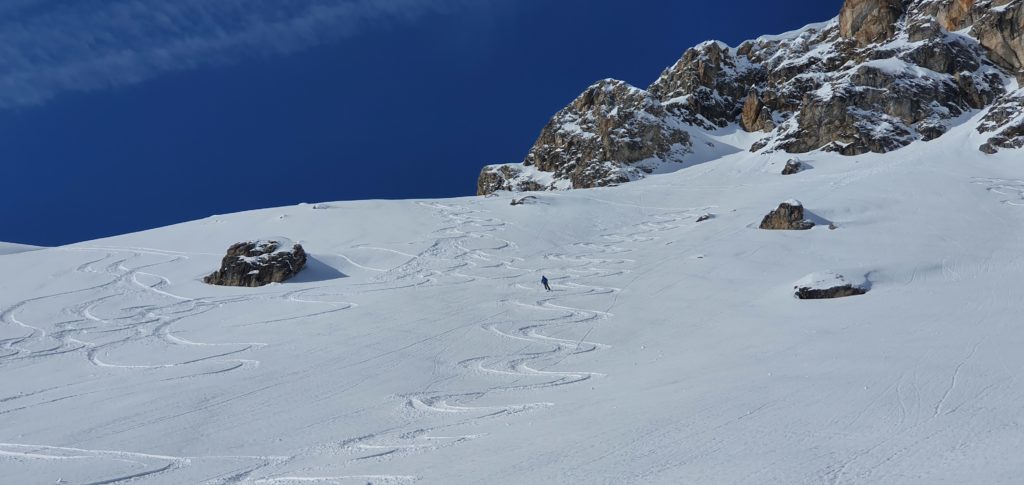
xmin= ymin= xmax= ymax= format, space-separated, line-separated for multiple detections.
xmin=478 ymin=0 xmax=1024 ymax=195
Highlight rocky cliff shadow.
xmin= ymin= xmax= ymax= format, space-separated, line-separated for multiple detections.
xmin=290 ymin=255 xmax=348 ymax=283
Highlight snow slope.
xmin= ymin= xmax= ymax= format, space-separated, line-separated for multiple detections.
xmin=2 ymin=118 xmax=1024 ymax=484
xmin=0 ymin=242 xmax=41 ymax=255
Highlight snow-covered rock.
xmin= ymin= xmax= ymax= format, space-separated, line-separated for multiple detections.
xmin=978 ymin=87 xmax=1024 ymax=152
xmin=793 ymin=271 xmax=870 ymax=299
xmin=203 ymin=239 xmax=307 ymax=287
xmin=782 ymin=159 xmax=804 ymax=175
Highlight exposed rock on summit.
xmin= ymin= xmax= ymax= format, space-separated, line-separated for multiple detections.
xmin=839 ymin=0 xmax=906 ymax=46
xmin=477 ymin=80 xmax=692 ymax=195
xmin=476 ymin=0 xmax=1024 ymax=193
xmin=204 ymin=240 xmax=307 ymax=287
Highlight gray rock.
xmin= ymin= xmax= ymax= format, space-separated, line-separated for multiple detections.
xmin=795 ymin=284 xmax=869 ymax=299
xmin=648 ymin=41 xmax=763 ymax=129
xmin=782 ymin=159 xmax=803 ymax=175
xmin=477 ymin=165 xmax=544 ymax=196
xmin=977 ymin=91 xmax=1024 ymax=152
xmin=204 ymin=240 xmax=307 ymax=287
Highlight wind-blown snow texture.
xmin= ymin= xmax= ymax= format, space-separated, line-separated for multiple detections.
xmin=2 ymin=115 xmax=1024 ymax=483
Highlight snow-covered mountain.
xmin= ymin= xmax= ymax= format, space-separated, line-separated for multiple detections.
xmin=4 ymin=2 xmax=1024 ymax=484
xmin=479 ymin=0 xmax=1024 ymax=194
xmin=0 ymin=242 xmax=41 ymax=255
xmin=4 ymin=113 xmax=1024 ymax=484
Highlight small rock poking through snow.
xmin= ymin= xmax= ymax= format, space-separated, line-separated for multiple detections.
xmin=793 ymin=271 xmax=868 ymax=300
xmin=782 ymin=159 xmax=803 ymax=175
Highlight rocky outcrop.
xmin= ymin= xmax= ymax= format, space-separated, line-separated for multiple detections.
xmin=204 ymin=240 xmax=307 ymax=287
xmin=648 ymin=41 xmax=763 ymax=129
xmin=478 ymin=79 xmax=691 ymax=195
xmin=740 ymin=91 xmax=776 ymax=132
xmin=796 ymin=284 xmax=869 ymax=299
xmin=971 ymin=1 xmax=1024 ymax=78
xmin=759 ymin=200 xmax=815 ymax=230
xmin=476 ymin=0 xmax=1024 ymax=192
xmin=839 ymin=0 xmax=906 ymax=46
xmin=782 ymin=159 xmax=803 ymax=175
xmin=477 ymin=165 xmax=545 ymax=195
xmin=794 ymin=271 xmax=869 ymax=299
xmin=979 ymin=89 xmax=1024 ymax=152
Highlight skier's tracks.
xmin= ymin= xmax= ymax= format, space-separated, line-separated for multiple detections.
xmin=973 ymin=177 xmax=1024 ymax=207
xmin=336 ymin=200 xmax=708 ymax=470
xmin=0 ymin=247 xmax=350 ymax=376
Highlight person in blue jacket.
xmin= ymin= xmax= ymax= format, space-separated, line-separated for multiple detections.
xmin=541 ymin=275 xmax=551 ymax=291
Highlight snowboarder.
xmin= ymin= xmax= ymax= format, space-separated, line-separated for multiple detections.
xmin=541 ymin=275 xmax=551 ymax=291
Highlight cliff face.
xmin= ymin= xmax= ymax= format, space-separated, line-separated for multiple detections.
xmin=478 ymin=80 xmax=692 ymax=194
xmin=478 ymin=0 xmax=1024 ymax=195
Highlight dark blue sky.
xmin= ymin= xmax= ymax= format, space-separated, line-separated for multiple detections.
xmin=1 ymin=0 xmax=842 ymax=246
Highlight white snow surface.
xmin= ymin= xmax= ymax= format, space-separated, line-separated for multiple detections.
xmin=755 ymin=18 xmax=837 ymax=43
xmin=3 ymin=117 xmax=1024 ymax=484
xmin=794 ymin=271 xmax=865 ymax=290
xmin=0 ymin=242 xmax=41 ymax=255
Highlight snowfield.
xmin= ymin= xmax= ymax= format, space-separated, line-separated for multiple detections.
xmin=2 ymin=118 xmax=1024 ymax=484
xmin=0 ymin=242 xmax=41 ymax=256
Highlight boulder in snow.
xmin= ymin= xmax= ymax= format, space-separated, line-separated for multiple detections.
xmin=794 ymin=271 xmax=869 ymax=300
xmin=759 ymin=200 xmax=814 ymax=230
xmin=204 ymin=239 xmax=307 ymax=287
xmin=781 ymin=159 xmax=803 ymax=175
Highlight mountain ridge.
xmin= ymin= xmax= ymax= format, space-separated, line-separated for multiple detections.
xmin=478 ymin=0 xmax=1024 ymax=194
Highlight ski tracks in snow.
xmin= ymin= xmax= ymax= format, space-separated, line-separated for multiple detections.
xmin=972 ymin=177 xmax=1024 ymax=207
xmin=0 ymin=247 xmax=267 ymax=376
xmin=309 ymin=200 xmax=709 ymax=481
xmin=1 ymin=202 xmax=709 ymax=484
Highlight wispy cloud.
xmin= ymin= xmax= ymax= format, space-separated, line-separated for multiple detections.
xmin=0 ymin=0 xmax=482 ymax=108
